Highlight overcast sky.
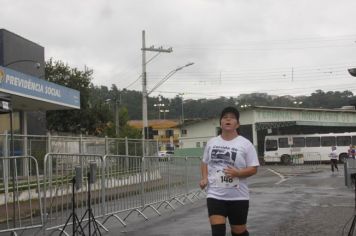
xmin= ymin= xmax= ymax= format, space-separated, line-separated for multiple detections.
xmin=2 ymin=0 xmax=356 ymax=99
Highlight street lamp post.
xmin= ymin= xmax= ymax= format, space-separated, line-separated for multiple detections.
xmin=348 ymin=68 xmax=356 ymax=77
xmin=141 ymin=30 xmax=193 ymax=156
xmin=160 ymin=109 xmax=170 ymax=119
xmin=141 ymin=62 xmax=194 ymax=155
xmin=293 ymin=101 xmax=303 ymax=107
xmin=178 ymin=93 xmax=184 ymax=124
xmin=153 ymin=103 xmax=165 ymax=119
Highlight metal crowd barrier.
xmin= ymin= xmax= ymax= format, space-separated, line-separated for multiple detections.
xmin=0 ymin=156 xmax=43 ymax=236
xmin=290 ymin=152 xmax=323 ymax=170
xmin=43 ymin=153 xmax=108 ymax=234
xmin=101 ymin=155 xmax=203 ymax=227
xmin=0 ymin=153 xmax=204 ymax=235
xmin=101 ymin=155 xmax=145 ymax=226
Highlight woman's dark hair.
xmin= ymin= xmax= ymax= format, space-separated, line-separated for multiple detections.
xmin=219 ymin=106 xmax=240 ymax=123
xmin=219 ymin=106 xmax=240 ymax=134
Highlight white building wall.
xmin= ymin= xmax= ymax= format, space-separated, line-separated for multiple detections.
xmin=180 ymin=119 xmax=219 ymax=148
xmin=180 ymin=110 xmax=256 ymax=149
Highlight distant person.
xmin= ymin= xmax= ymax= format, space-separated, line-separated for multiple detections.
xmin=199 ymin=107 xmax=259 ymax=236
xmin=348 ymin=145 xmax=355 ymax=159
xmin=329 ymin=146 xmax=338 ymax=172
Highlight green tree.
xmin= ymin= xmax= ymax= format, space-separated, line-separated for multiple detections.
xmin=45 ymin=59 xmax=111 ymax=135
xmin=118 ymin=107 xmax=141 ymax=138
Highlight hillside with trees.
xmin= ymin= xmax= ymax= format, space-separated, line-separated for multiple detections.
xmin=44 ymin=59 xmax=356 ymax=137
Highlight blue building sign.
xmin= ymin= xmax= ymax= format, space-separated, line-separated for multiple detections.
xmin=0 ymin=66 xmax=80 ymax=109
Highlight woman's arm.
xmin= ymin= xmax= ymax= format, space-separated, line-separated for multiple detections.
xmin=199 ymin=162 xmax=208 ymax=189
xmin=223 ymin=165 xmax=258 ymax=178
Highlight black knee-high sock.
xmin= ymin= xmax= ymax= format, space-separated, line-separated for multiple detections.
xmin=211 ymin=224 xmax=226 ymax=236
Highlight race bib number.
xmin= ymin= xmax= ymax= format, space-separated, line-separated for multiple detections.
xmin=211 ymin=170 xmax=239 ymax=188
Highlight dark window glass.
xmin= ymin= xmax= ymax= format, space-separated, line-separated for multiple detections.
xmin=293 ymin=137 xmax=305 ymax=147
xmin=278 ymin=138 xmax=289 ymax=148
xmin=352 ymin=136 xmax=356 ymax=145
xmin=306 ymin=137 xmax=320 ymax=147
xmin=265 ymin=139 xmax=278 ymax=151
xmin=321 ymin=136 xmax=336 ymax=147
xmin=337 ymin=136 xmax=351 ymax=146
xmin=165 ymin=129 xmax=174 ymax=137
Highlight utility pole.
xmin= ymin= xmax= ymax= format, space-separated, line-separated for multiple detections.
xmin=115 ymin=101 xmax=119 ymax=137
xmin=178 ymin=93 xmax=184 ymax=124
xmin=141 ymin=30 xmax=172 ymax=155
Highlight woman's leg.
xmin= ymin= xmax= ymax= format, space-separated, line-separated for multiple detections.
xmin=207 ymin=198 xmax=227 ymax=236
xmin=227 ymin=200 xmax=249 ymax=235
xmin=331 ymin=161 xmax=334 ymax=172
xmin=210 ymin=215 xmax=226 ymax=236
xmin=231 ymin=224 xmax=248 ymax=235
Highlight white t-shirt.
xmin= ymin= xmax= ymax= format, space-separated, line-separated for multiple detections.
xmin=329 ymin=150 xmax=338 ymax=160
xmin=202 ymin=135 xmax=259 ymax=200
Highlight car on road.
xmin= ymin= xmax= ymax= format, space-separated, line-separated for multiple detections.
xmin=157 ymin=150 xmax=174 ymax=161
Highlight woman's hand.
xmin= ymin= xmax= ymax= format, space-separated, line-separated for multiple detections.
xmin=224 ymin=165 xmax=239 ymax=178
xmin=199 ymin=178 xmax=208 ymax=189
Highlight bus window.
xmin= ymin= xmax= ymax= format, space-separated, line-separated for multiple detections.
xmin=352 ymin=136 xmax=356 ymax=146
xmin=321 ymin=136 xmax=336 ymax=147
xmin=265 ymin=139 xmax=277 ymax=151
xmin=337 ymin=136 xmax=351 ymax=146
xmin=306 ymin=137 xmax=320 ymax=147
xmin=293 ymin=137 xmax=305 ymax=147
xmin=278 ymin=138 xmax=289 ymax=148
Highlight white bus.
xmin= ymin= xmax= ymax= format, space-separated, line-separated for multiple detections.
xmin=263 ymin=132 xmax=356 ymax=164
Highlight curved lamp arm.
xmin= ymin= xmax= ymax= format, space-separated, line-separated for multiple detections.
xmin=148 ymin=62 xmax=194 ymax=95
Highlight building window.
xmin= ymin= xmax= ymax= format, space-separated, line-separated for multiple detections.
xmin=181 ymin=129 xmax=187 ymax=135
xmin=196 ymin=142 xmax=201 ymax=148
xmin=152 ymin=129 xmax=158 ymax=135
xmin=203 ymin=141 xmax=207 ymax=147
xmin=165 ymin=129 xmax=174 ymax=137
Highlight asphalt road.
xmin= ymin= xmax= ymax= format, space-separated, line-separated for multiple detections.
xmin=102 ymin=165 xmax=355 ymax=236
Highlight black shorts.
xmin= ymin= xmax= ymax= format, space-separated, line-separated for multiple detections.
xmin=207 ymin=198 xmax=249 ymax=225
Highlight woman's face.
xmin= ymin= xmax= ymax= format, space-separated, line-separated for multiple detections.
xmin=220 ymin=112 xmax=240 ymax=132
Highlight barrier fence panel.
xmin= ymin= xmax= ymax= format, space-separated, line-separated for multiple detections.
xmin=43 ymin=153 xmax=105 ymax=234
xmin=0 ymin=156 xmax=43 ymax=235
xmin=142 ymin=156 xmax=172 ymax=210
xmin=290 ymin=152 xmax=323 ymax=170
xmin=106 ymin=138 xmax=127 ymax=155
xmin=185 ymin=156 xmax=203 ymax=199
xmin=102 ymin=155 xmax=144 ymax=225
xmin=168 ymin=157 xmax=188 ymax=203
xmin=0 ymin=151 xmax=204 ymax=235
xmin=101 ymin=155 xmax=204 ymax=227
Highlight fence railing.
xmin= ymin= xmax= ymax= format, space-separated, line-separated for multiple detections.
xmin=0 ymin=154 xmax=203 ymax=235
xmin=0 ymin=156 xmax=43 ymax=235
xmin=0 ymin=133 xmax=160 ymax=173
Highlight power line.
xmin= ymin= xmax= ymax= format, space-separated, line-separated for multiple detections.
xmin=124 ymin=74 xmax=141 ymax=89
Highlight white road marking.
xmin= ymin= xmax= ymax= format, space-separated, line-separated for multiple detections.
xmin=267 ymin=168 xmax=287 ymax=185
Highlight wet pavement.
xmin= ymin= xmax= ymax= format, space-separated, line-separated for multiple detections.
xmin=102 ymin=165 xmax=355 ymax=236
